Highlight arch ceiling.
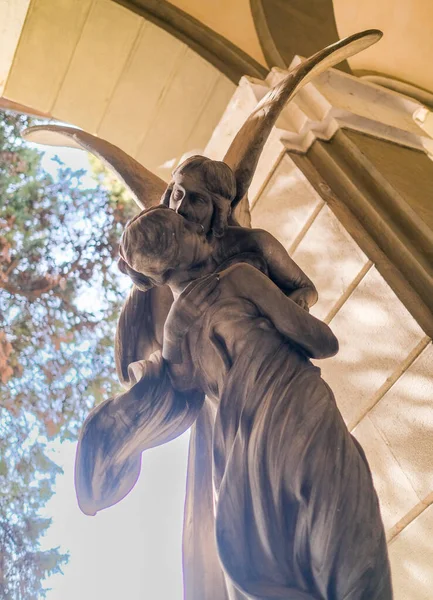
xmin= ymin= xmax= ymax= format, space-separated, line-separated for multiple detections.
xmin=0 ymin=0 xmax=237 ymax=181
xmin=250 ymin=0 xmax=347 ymax=71
xmin=1 ymin=0 xmax=432 ymax=184
xmin=119 ymin=0 xmax=433 ymax=93
xmin=334 ymin=0 xmax=433 ymax=94
xmin=155 ymin=0 xmax=267 ymax=67
xmin=111 ymin=0 xmax=267 ymax=82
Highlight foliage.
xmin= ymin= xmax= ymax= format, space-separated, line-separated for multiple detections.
xmin=0 ymin=412 xmax=66 ymax=598
xmin=0 ymin=110 xmax=137 ymax=598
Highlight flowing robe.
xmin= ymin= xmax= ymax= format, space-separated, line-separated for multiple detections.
xmin=165 ymin=286 xmax=393 ymax=600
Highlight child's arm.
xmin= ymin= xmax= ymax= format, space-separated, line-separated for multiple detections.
xmin=253 ymin=229 xmax=318 ymax=309
xmin=222 ymin=262 xmax=337 ymax=359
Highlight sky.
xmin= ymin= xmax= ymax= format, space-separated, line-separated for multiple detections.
xmin=32 ymin=145 xmax=190 ymax=599
xmin=41 ymin=434 xmax=189 ymax=600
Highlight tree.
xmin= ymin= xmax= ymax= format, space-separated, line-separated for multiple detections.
xmin=0 ymin=110 xmax=137 ymax=598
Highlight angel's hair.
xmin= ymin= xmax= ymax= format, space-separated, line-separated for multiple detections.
xmin=161 ymin=155 xmax=236 ymax=236
xmin=175 ymin=155 xmax=236 ymax=202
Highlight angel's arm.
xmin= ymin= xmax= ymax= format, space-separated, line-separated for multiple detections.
xmin=253 ymin=229 xmax=318 ymax=309
xmin=115 ymin=285 xmax=173 ymax=387
xmin=223 ymin=262 xmax=337 ymax=359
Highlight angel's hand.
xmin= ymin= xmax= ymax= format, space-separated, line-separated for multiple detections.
xmin=163 ymin=273 xmax=220 ymax=362
xmin=287 ymin=287 xmax=312 ymax=312
xmin=166 ymin=273 xmax=220 ymax=338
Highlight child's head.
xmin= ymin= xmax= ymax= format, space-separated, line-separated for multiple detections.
xmin=119 ymin=205 xmax=211 ymax=289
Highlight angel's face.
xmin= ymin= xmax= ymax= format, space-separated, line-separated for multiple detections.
xmin=169 ymin=170 xmax=214 ymax=234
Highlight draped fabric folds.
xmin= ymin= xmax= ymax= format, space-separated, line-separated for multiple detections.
xmin=177 ymin=295 xmax=392 ymax=600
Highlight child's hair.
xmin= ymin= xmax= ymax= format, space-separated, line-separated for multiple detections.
xmin=117 ymin=256 xmax=153 ymax=291
xmin=118 ymin=206 xmax=180 ymax=290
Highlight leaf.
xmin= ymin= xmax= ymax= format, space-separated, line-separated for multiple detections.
xmin=0 ymin=331 xmax=14 ymax=384
xmin=0 ymin=364 xmax=13 ymax=384
xmin=0 ymin=458 xmax=7 ymax=476
xmin=44 ymin=419 xmax=61 ymax=438
xmin=0 ymin=235 xmax=11 ymax=262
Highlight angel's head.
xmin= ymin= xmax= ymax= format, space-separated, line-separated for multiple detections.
xmin=161 ymin=155 xmax=236 ymax=237
xmin=118 ymin=205 xmax=212 ymax=290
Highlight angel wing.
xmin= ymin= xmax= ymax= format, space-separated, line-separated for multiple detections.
xmin=22 ymin=125 xmax=174 ymax=386
xmin=223 ymin=29 xmax=382 ymax=213
xmin=22 ymin=124 xmax=165 ymax=209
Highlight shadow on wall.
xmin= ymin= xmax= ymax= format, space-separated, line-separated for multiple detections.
xmin=388 ymin=504 xmax=433 ymax=600
xmin=293 ymin=212 xmax=432 ymax=540
xmin=251 ymin=152 xmax=433 ymax=569
xmin=251 ymin=154 xmax=324 ymax=252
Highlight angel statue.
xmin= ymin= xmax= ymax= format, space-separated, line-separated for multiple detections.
xmin=25 ymin=30 xmax=392 ymax=600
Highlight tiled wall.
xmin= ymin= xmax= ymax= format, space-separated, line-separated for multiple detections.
xmin=251 ymin=152 xmax=433 ymax=599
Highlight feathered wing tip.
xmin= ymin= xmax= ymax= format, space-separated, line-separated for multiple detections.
xmin=75 ymin=352 xmax=204 ymax=516
xmin=223 ymin=29 xmax=383 ymax=210
xmin=73 ymin=392 xmax=140 ymax=516
xmin=22 ymin=124 xmax=166 ymax=210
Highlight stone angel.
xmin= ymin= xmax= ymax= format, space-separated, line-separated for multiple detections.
xmin=76 ymin=201 xmax=391 ymax=599
xmin=24 ymin=30 xmax=392 ymax=600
